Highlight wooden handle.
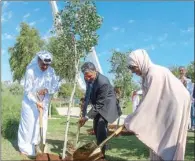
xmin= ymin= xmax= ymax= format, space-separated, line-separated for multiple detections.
xmin=99 ymin=124 xmax=125 ymax=148
xmin=115 ymin=124 xmax=125 ymax=135
xmin=39 ymin=108 xmax=43 ymax=128
xmin=36 ymin=92 xmax=44 ymax=128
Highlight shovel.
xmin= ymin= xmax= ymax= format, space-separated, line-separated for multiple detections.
xmin=35 ymin=92 xmax=46 ymax=154
xmin=39 ymin=107 xmax=45 ymax=152
xmin=73 ymin=125 xmax=125 ymax=161
xmin=35 ymin=106 xmax=46 ymax=154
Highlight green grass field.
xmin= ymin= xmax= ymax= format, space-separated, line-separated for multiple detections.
xmin=1 ymin=116 xmax=195 ymax=161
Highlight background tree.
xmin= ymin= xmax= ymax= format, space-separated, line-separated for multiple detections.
xmin=58 ymin=83 xmax=84 ymax=99
xmin=8 ymin=83 xmax=24 ymax=96
xmin=186 ymin=61 xmax=195 ymax=82
xmin=49 ymin=0 xmax=103 ymax=158
xmin=169 ymin=65 xmax=180 ymax=78
xmin=46 ymin=36 xmax=76 ymax=81
xmin=9 ymin=22 xmax=44 ymax=82
xmin=169 ymin=62 xmax=194 ymax=82
xmin=109 ymin=49 xmax=139 ymax=108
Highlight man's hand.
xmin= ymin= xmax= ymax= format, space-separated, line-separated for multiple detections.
xmin=38 ymin=88 xmax=48 ymax=96
xmin=36 ymin=102 xmax=43 ymax=111
xmin=78 ymin=117 xmax=88 ymax=127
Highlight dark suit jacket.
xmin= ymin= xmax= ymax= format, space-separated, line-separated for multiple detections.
xmin=85 ymin=72 xmax=122 ymax=123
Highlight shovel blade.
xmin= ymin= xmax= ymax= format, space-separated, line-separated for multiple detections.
xmin=87 ymin=148 xmax=103 ymax=161
xmin=88 ymin=147 xmax=102 ymax=158
xmin=38 ymin=128 xmax=45 ymax=153
xmin=35 ymin=145 xmax=42 ymax=155
xmin=40 ymin=144 xmax=45 ymax=153
xmin=35 ymin=144 xmax=46 ymax=155
xmin=73 ymin=142 xmax=97 ymax=160
xmin=75 ymin=141 xmax=81 ymax=149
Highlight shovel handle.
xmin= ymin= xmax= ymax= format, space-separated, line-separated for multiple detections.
xmin=99 ymin=124 xmax=125 ymax=148
xmin=39 ymin=108 xmax=43 ymax=128
xmin=36 ymin=92 xmax=44 ymax=128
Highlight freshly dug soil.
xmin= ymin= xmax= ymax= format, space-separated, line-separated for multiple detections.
xmin=35 ymin=153 xmax=72 ymax=161
xmin=21 ymin=141 xmax=108 ymax=161
xmin=87 ymin=124 xmax=135 ymax=136
xmin=34 ymin=153 xmax=107 ymax=161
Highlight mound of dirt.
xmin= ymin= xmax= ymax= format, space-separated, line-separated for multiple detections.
xmin=35 ymin=153 xmax=72 ymax=161
xmin=35 ymin=153 xmax=107 ymax=161
xmin=21 ymin=140 xmax=108 ymax=161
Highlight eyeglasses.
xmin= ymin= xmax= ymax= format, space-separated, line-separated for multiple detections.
xmin=43 ymin=58 xmax=51 ymax=63
xmin=42 ymin=58 xmax=51 ymax=65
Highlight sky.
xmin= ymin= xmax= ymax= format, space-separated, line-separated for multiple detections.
xmin=1 ymin=1 xmax=194 ymax=84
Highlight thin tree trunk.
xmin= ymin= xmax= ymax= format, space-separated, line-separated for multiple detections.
xmin=62 ymin=59 xmax=80 ymax=159
xmin=74 ymin=103 xmax=82 ymax=147
xmin=62 ymin=37 xmax=80 ymax=159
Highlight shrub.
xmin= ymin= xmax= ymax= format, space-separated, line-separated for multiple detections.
xmin=50 ymin=103 xmax=59 ymax=116
xmin=8 ymin=83 xmax=24 ymax=95
xmin=2 ymin=89 xmax=22 ymax=140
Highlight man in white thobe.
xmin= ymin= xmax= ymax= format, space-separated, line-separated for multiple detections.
xmin=18 ymin=50 xmax=60 ymax=156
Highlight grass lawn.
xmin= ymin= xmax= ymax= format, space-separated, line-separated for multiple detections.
xmin=1 ymin=116 xmax=195 ymax=161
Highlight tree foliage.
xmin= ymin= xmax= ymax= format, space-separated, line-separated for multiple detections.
xmin=58 ymin=83 xmax=84 ymax=99
xmin=169 ymin=61 xmax=194 ymax=82
xmin=8 ymin=83 xmax=24 ymax=96
xmin=169 ymin=65 xmax=180 ymax=78
xmin=46 ymin=36 xmax=76 ymax=81
xmin=8 ymin=22 xmax=44 ymax=82
xmin=47 ymin=0 xmax=103 ymax=82
xmin=49 ymin=0 xmax=103 ymax=158
xmin=109 ymin=50 xmax=139 ymax=101
xmin=186 ymin=61 xmax=195 ymax=82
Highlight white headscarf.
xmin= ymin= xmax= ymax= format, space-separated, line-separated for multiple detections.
xmin=27 ymin=50 xmax=53 ymax=70
xmin=37 ymin=50 xmax=53 ymax=64
xmin=25 ymin=50 xmax=59 ymax=94
xmin=128 ymin=49 xmax=153 ymax=77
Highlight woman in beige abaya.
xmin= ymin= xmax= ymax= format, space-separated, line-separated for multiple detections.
xmin=124 ymin=49 xmax=191 ymax=161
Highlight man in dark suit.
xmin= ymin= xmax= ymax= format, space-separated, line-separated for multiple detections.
xmin=79 ymin=62 xmax=122 ymax=159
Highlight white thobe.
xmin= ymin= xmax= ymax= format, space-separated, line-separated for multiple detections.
xmin=132 ymin=95 xmax=140 ymax=113
xmin=18 ymin=65 xmax=59 ymax=156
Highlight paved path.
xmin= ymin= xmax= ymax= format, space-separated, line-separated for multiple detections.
xmin=56 ymin=107 xmax=127 ymax=125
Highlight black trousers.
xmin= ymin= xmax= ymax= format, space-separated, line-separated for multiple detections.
xmin=93 ymin=114 xmax=108 ymax=157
